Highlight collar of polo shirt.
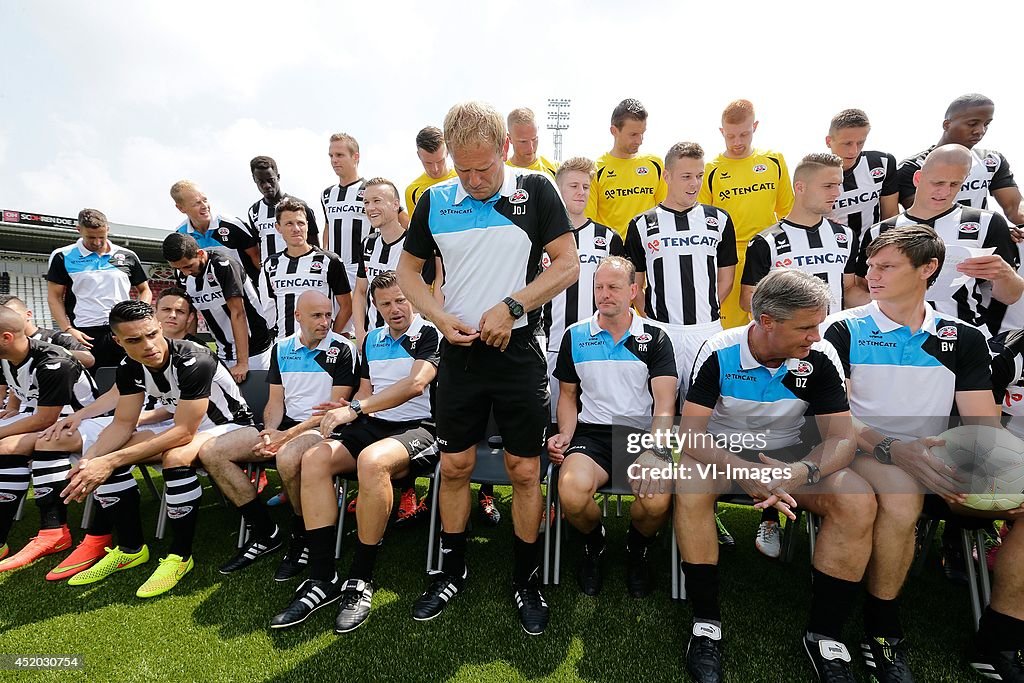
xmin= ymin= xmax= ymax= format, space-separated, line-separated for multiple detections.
xmin=453 ymin=166 xmax=520 ymax=206
xmin=186 ymin=215 xmax=220 ymax=234
xmin=298 ymin=332 xmax=337 ymax=354
xmin=75 ymin=238 xmax=115 ymax=259
xmin=866 ymin=300 xmax=938 ymax=335
xmin=386 ymin=313 xmax=426 ymax=342
xmin=586 ymin=310 xmax=645 ymax=343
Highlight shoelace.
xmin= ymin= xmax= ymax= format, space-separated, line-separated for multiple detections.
xmin=758 ymin=524 xmax=779 ymax=543
xmin=876 ymin=641 xmax=912 ymax=678
xmin=517 ymin=587 xmax=545 ymax=609
xmin=691 ymin=636 xmax=722 ymax=667
xmin=480 ymin=495 xmax=497 ymax=512
xmin=339 ymin=588 xmax=365 ymax=610
xmin=425 ymin=574 xmax=455 ymax=598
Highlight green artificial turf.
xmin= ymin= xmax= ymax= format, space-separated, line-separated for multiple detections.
xmin=0 ymin=474 xmax=987 ymax=682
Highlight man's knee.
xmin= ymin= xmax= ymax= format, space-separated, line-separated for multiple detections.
xmin=356 ymin=447 xmax=399 ymax=481
xmin=558 ymin=467 xmax=598 ymax=511
xmin=162 ymin=445 xmax=199 ymax=469
xmin=276 ymin=445 xmax=303 ymax=480
xmin=505 ymin=454 xmax=540 ymax=489
xmin=300 ymin=443 xmax=334 ymax=477
xmin=439 ymin=451 xmax=474 ymax=483
xmin=875 ymin=493 xmax=923 ymax=531
xmin=632 ymin=492 xmax=672 ymax=520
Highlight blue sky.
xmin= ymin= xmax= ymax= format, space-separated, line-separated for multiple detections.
xmin=2 ymin=0 xmax=1021 ymax=228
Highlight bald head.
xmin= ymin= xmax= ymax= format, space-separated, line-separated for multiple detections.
xmin=0 ymin=305 xmax=27 ymax=349
xmin=922 ymin=144 xmax=972 ymax=173
xmin=294 ymin=291 xmax=334 ymax=344
xmin=0 ymin=296 xmax=27 ymax=316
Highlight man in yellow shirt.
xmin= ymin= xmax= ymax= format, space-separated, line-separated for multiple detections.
xmin=586 ymin=99 xmax=668 ymax=240
xmin=699 ymin=99 xmax=794 ymax=328
xmin=404 ymin=126 xmax=457 ymax=212
xmin=506 ymin=108 xmax=558 ymax=179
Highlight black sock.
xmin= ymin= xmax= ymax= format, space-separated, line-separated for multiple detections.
xmin=512 ymin=534 xmax=540 ymax=586
xmin=584 ymin=523 xmax=606 ymax=553
xmin=238 ymin=498 xmax=275 ymax=540
xmin=806 ymin=568 xmax=861 ymax=639
xmin=96 ymin=466 xmax=143 ymax=551
xmin=164 ymin=467 xmax=202 ymax=559
xmin=978 ymin=607 xmax=1024 ymax=651
xmin=393 ymin=474 xmax=415 ymax=491
xmin=306 ymin=526 xmax=337 ymax=582
xmin=290 ymin=514 xmax=305 ymax=541
xmin=626 ymin=523 xmax=655 ymax=554
xmin=348 ymin=540 xmax=381 ymax=582
xmin=440 ymin=530 xmax=467 ymax=577
xmin=88 ymin=502 xmax=113 ymax=537
xmin=31 ymin=450 xmax=73 ymax=529
xmin=863 ymin=593 xmax=903 ymax=639
xmin=682 ymin=562 xmax=721 ymax=622
xmin=479 ymin=483 xmax=495 ymax=499
xmin=760 ymin=507 xmax=779 ymax=524
xmin=0 ymin=456 xmax=30 ymax=544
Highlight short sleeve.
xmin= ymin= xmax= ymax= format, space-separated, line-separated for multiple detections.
xmin=531 ymin=176 xmax=573 ymax=248
xmin=608 ymin=232 xmax=625 ymax=257
xmin=717 ymin=214 xmax=739 ymax=268
xmin=305 ymin=206 xmax=321 ymax=248
xmin=410 ymin=326 xmax=441 ymax=367
xmin=897 ymin=159 xmax=920 ymax=205
xmin=685 ymin=345 xmax=722 ymax=409
xmin=881 ymin=154 xmax=899 ymax=197
xmin=45 ymin=251 xmax=72 ymax=286
xmin=741 ymin=236 xmax=772 ymax=286
xmin=210 ymin=255 xmax=245 ymax=299
xmin=990 ymin=152 xmax=1017 ymax=193
xmin=177 ymin=350 xmax=217 ymax=401
xmin=805 ymin=345 xmax=850 ymax=414
xmin=647 ymin=329 xmax=678 ymax=379
xmin=404 ymin=192 xmax=438 ymax=260
xmin=982 ymin=213 xmax=1020 ymax=271
xmin=128 ymin=254 xmax=148 ymax=287
xmin=267 ymin=344 xmax=282 ymax=385
xmin=35 ymin=359 xmax=77 ymax=407
xmin=955 ymin=326 xmax=994 ymax=392
xmin=552 ymin=329 xmax=580 ymax=384
xmin=358 ymin=336 xmax=371 ymax=380
xmin=823 ymin=320 xmax=853 ymax=378
xmin=331 ymin=342 xmax=360 ymax=388
xmin=115 ymin=360 xmax=145 ymax=396
xmin=623 ymin=220 xmax=647 ymax=272
xmin=327 ymin=253 xmax=351 ymax=294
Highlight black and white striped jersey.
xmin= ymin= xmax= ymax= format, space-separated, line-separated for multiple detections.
xmin=115 ymin=338 xmax=252 ymax=425
xmin=624 ymin=204 xmax=739 ymax=325
xmin=178 ymin=247 xmax=274 ymax=362
xmin=1 ymin=338 xmax=96 ymax=412
xmin=246 ymin=194 xmax=320 ymax=260
xmin=259 ymin=247 xmax=351 ymax=339
xmin=831 ymin=151 xmax=898 ymax=241
xmin=742 ymin=218 xmax=856 ymax=313
xmin=898 ymin=146 xmax=1017 ymax=210
xmin=856 ymin=206 xmax=1019 ymax=327
xmin=356 ymin=230 xmax=437 ymax=331
xmin=30 ymin=328 xmax=90 ymax=353
xmin=321 ymin=179 xmax=371 ymax=281
xmin=541 ymin=220 xmax=623 ymax=352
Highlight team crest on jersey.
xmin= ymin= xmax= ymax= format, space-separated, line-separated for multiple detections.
xmin=594 ymin=236 xmax=608 ymax=248
xmin=870 ymin=167 xmax=886 ymax=179
xmin=310 ymin=260 xmax=323 ymax=272
xmin=985 ymin=154 xmax=999 ymax=168
xmin=266 ymin=260 xmax=278 ymax=274
xmin=937 ymin=325 xmax=958 ymax=340
xmin=705 ymin=216 xmax=719 ymax=228
xmin=753 ymin=163 xmax=767 ymax=173
xmin=636 ymin=166 xmax=650 ymax=176
xmin=1005 ymin=389 xmax=1023 ymax=408
xmin=791 ymin=360 xmax=813 ymax=377
xmin=112 ymin=252 xmax=126 ymax=264
xmin=835 ymin=233 xmax=849 ymax=244
xmin=634 ymin=332 xmax=652 ymax=344
xmin=357 ymin=189 xmax=365 ymax=200
xmin=541 ymin=254 xmax=551 ymax=268
xmin=206 ymin=271 xmax=217 ymax=284
xmin=325 ymin=346 xmax=340 ymax=363
xmin=218 ymin=227 xmax=230 ymax=238
xmin=509 ymin=188 xmax=529 ymax=204
xmin=959 ymin=222 xmax=980 ymax=233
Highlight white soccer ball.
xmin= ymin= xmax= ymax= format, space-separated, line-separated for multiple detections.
xmin=932 ymin=425 xmax=1024 ymax=512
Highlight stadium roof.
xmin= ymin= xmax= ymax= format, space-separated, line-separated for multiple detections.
xmin=1 ymin=208 xmax=167 ymax=262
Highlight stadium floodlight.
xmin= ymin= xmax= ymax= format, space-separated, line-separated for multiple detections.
xmin=546 ymin=98 xmax=571 ymax=163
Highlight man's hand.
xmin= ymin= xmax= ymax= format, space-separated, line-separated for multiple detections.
xmin=478 ymin=302 xmax=515 ymax=351
xmin=630 ymin=451 xmax=673 ymax=499
xmin=0 ymin=408 xmax=20 ymax=421
xmin=1010 ymin=226 xmax=1024 ymax=244
xmin=435 ymin=312 xmax=479 ymax=347
xmin=253 ymin=429 xmax=286 ymax=458
xmin=546 ymin=433 xmax=571 ymax=465
xmin=230 ymin=361 xmax=249 ymax=384
xmin=957 ymin=254 xmax=1015 ymax=282
xmin=320 ymin=406 xmax=357 ymax=438
xmin=734 ymin=454 xmax=798 ymax=520
xmin=759 ymin=453 xmax=808 ymax=496
xmin=61 ymin=458 xmax=114 ymax=504
xmin=312 ymin=399 xmax=348 ymax=417
xmin=66 ymin=328 xmax=94 ymax=349
xmin=41 ymin=415 xmax=82 ymax=441
xmin=1006 ymin=501 xmax=1024 ymax=518
xmin=890 ymin=437 xmax=966 ymax=503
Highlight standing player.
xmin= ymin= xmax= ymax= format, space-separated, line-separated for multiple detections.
xmin=857 ymin=144 xmax=1022 ymax=330
xmin=547 ymin=257 xmax=676 ymax=597
xmin=246 ymin=156 xmax=319 ymax=259
xmin=741 ymin=153 xmax=863 ymax=316
xmin=506 ymin=108 xmax=558 ymax=179
xmin=171 ymin=180 xmax=261 ymax=281
xmin=258 ymin=198 xmax=352 ymax=339
xmin=897 ymin=94 xmax=1024 ymax=223
xmin=0 ymin=295 xmax=94 ymax=368
xmin=404 ymin=126 xmax=457 ymax=213
xmin=398 ymin=101 xmax=579 ymax=635
xmin=699 ymin=99 xmax=794 ymax=329
xmin=321 ymin=133 xmax=371 ymax=292
xmin=60 ymin=301 xmax=253 ymax=598
xmin=162 ymin=234 xmax=276 ymax=382
xmin=585 ymin=98 xmax=668 ymax=240
xmin=624 ymin=142 xmax=738 ymax=397
xmin=0 ymin=307 xmax=96 ymax=570
xmin=825 ymin=109 xmax=899 ymax=242
xmin=46 ymin=208 xmax=151 ymax=369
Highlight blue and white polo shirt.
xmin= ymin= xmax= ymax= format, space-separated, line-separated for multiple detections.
xmin=267 ymin=331 xmax=359 ymax=424
xmin=360 ymin=315 xmax=441 ymax=423
xmin=45 ymin=240 xmax=148 ymax=327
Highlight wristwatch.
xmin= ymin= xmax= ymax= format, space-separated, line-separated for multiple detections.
xmin=798 ymin=460 xmax=820 ymax=485
xmin=349 ymin=399 xmax=363 ymax=416
xmin=649 ymin=444 xmax=673 ymax=463
xmin=873 ymin=436 xmax=899 ymax=465
xmin=502 ymin=296 xmax=525 ymax=319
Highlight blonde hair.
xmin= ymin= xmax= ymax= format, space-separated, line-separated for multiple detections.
xmin=722 ymin=99 xmax=755 ymax=124
xmin=329 ymin=132 xmax=359 ymax=155
xmin=444 ymin=101 xmax=506 ymax=154
xmin=556 ymin=156 xmax=596 ymax=182
xmin=507 ymin=107 xmax=536 ymax=128
xmin=170 ymin=180 xmax=200 ymax=205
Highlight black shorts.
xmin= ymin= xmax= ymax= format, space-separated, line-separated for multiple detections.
xmin=78 ymin=324 xmax=126 ymax=371
xmin=563 ymin=424 xmax=615 ymax=478
xmin=333 ymin=416 xmax=439 ymax=475
xmin=434 ymin=330 xmax=549 ymax=457
xmin=734 ymin=442 xmax=813 ymax=464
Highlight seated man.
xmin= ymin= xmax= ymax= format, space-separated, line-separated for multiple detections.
xmin=676 ymin=269 xmax=870 ymax=683
xmin=0 ymin=306 xmax=97 ymax=570
xmin=0 ymin=295 xmax=95 ymax=368
xmin=32 ymin=287 xmax=199 ymax=581
xmin=270 ymin=271 xmax=441 ymax=633
xmin=547 ymin=256 xmax=676 ymax=597
xmin=196 ymin=290 xmax=358 ymax=578
xmin=60 ymin=301 xmax=253 ymax=598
